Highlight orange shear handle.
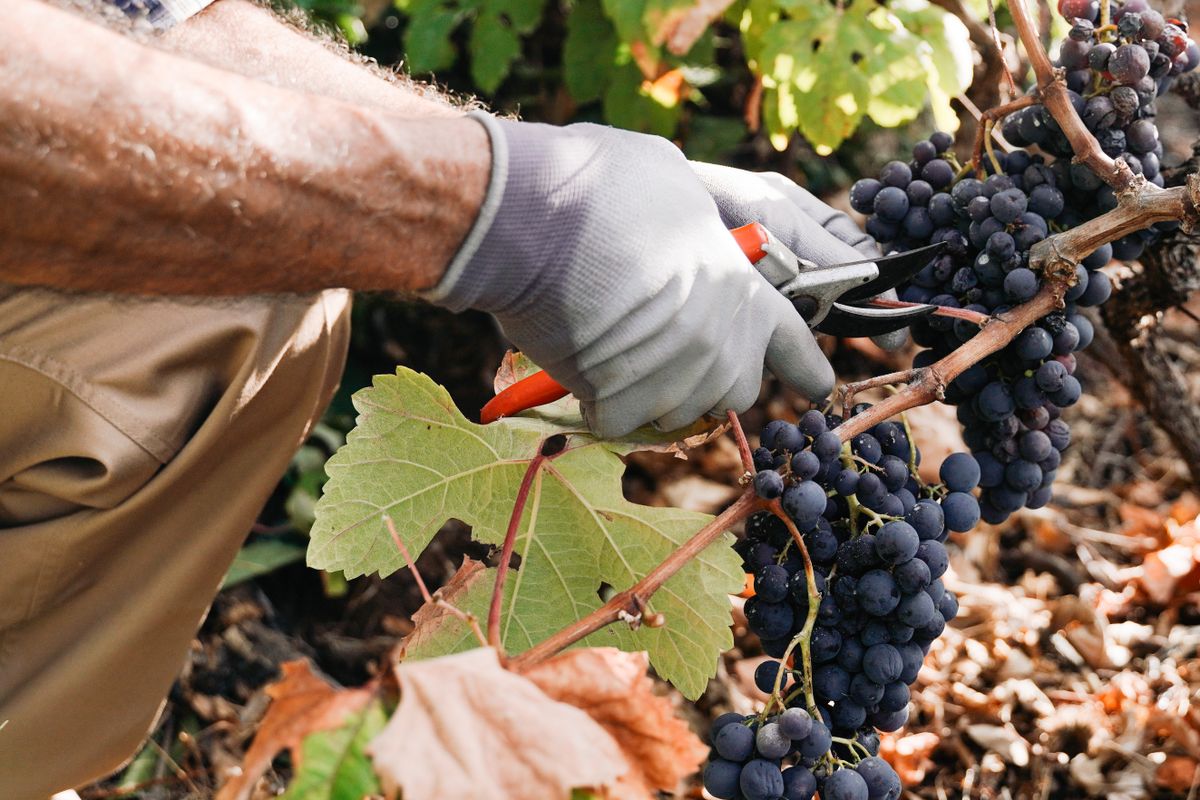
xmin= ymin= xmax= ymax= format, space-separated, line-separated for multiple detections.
xmin=479 ymin=222 xmax=769 ymax=424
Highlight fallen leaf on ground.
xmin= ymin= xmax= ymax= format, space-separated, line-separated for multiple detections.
xmin=880 ymin=731 xmax=939 ymax=785
xmin=966 ymin=724 xmax=1031 ymax=766
xmin=1139 ymin=543 xmax=1200 ymax=605
xmin=1155 ymin=755 xmax=1200 ymax=793
xmin=216 ymin=660 xmax=374 ymax=800
xmin=369 ymin=648 xmax=628 ymax=800
xmin=522 ymin=648 xmax=709 ymax=798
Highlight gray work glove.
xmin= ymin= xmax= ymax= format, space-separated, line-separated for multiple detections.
xmin=688 ymin=162 xmax=909 ymax=352
xmin=424 ymin=114 xmax=834 ymax=438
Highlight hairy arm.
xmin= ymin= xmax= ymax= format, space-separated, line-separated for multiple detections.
xmin=0 ymin=0 xmax=489 ymax=294
xmin=162 ymin=0 xmax=463 ymax=117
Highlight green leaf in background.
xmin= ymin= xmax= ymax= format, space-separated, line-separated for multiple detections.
xmin=860 ymin=8 xmax=930 ymax=130
xmin=602 ymin=63 xmax=683 ymax=137
xmin=602 ymin=0 xmax=650 ymax=49
xmin=683 ymin=115 xmax=748 ymax=163
xmin=223 ymin=538 xmax=308 ymax=590
xmin=564 ymin=0 xmax=617 ymax=104
xmin=761 ymin=9 xmax=872 ymax=154
xmin=308 ymin=368 xmax=742 ymax=698
xmin=400 ymin=0 xmax=465 ymax=73
xmin=280 ymin=701 xmax=387 ymax=800
xmin=889 ymin=0 xmax=974 ymax=133
xmin=470 ymin=12 xmax=523 ymax=92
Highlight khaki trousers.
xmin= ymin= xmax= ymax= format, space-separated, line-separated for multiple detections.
xmin=0 ymin=287 xmax=352 ymax=798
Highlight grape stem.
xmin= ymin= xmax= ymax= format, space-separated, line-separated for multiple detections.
xmin=1007 ymin=0 xmax=1133 ymax=189
xmin=867 ymin=298 xmax=991 ymax=326
xmin=839 ymin=369 xmax=919 ymax=419
xmin=508 ymin=487 xmax=761 ymax=670
xmin=969 ymin=94 xmax=1037 ymax=178
xmin=763 ymin=500 xmax=821 ymax=720
xmin=727 ymin=408 xmax=756 ymax=475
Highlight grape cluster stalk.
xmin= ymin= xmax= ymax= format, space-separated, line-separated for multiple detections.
xmin=699 ymin=3 xmax=1199 ymax=798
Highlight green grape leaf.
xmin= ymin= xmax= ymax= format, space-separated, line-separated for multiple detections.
xmin=470 ymin=11 xmax=523 ymax=92
xmin=402 ymin=0 xmax=463 ymax=73
xmin=889 ymin=0 xmax=974 ymax=132
xmin=602 ymin=0 xmax=650 ymax=46
xmin=860 ymin=9 xmax=931 ymax=129
xmin=223 ymin=538 xmax=307 ymax=589
xmin=308 ymin=368 xmax=742 ymax=698
xmin=564 ymin=0 xmax=618 ymax=103
xmin=760 ymin=13 xmax=871 ymax=154
xmin=280 ymin=701 xmax=387 ymax=800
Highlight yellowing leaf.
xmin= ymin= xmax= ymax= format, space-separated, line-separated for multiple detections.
xmin=369 ymin=648 xmax=628 ymax=799
xmin=216 ymin=661 xmax=374 ymax=800
xmin=309 ymin=368 xmax=741 ymax=698
xmin=522 ymin=648 xmax=708 ymax=797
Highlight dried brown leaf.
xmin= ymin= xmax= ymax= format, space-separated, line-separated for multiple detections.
xmin=369 ymin=648 xmax=628 ymax=800
xmin=522 ymin=648 xmax=709 ymax=798
xmin=216 ymin=660 xmax=373 ymax=800
xmin=1155 ymin=755 xmax=1200 ymax=793
xmin=397 ymin=556 xmax=487 ymax=659
xmin=1139 ymin=543 xmax=1200 ymax=605
xmin=649 ymin=0 xmax=736 ymax=55
xmin=965 ymin=724 xmax=1031 ymax=766
xmin=880 ymin=732 xmax=940 ymax=785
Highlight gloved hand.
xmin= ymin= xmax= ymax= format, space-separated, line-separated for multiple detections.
xmin=688 ymin=162 xmax=909 ymax=352
xmin=424 ymin=114 xmax=834 ymax=438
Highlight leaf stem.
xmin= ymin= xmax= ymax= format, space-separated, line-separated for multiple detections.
xmin=488 ymin=451 xmax=549 ymax=653
xmin=385 ymin=515 xmax=487 ymax=648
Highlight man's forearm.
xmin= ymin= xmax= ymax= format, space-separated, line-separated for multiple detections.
xmin=0 ymin=0 xmax=489 ymax=295
xmin=163 ymin=0 xmax=463 ymax=117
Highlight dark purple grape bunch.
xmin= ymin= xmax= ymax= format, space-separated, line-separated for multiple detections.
xmin=1003 ymin=0 xmax=1197 ymax=259
xmin=733 ymin=407 xmax=967 ymax=796
xmin=704 ymin=706 xmax=903 ymax=800
xmin=849 ymin=133 xmax=1087 ymax=523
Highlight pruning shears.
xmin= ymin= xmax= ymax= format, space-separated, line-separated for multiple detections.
xmin=479 ymin=222 xmax=944 ymax=424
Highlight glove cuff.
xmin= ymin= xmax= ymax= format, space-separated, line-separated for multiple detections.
xmin=421 ymin=111 xmax=511 ymax=310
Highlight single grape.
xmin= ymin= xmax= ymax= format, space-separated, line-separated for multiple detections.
xmin=873 ymin=186 xmax=910 ymax=223
xmin=942 ymin=491 xmax=981 ymax=532
xmin=940 ymin=452 xmax=982 ymax=492
xmin=703 ymin=759 xmax=743 ymax=800
xmin=857 ymin=569 xmax=901 ymax=617
xmin=779 ymin=706 xmax=813 ymax=740
xmin=714 ymin=720 xmax=755 ymax=761
xmin=850 ymin=179 xmax=883 ymax=214
xmin=754 ymin=564 xmax=790 ymax=603
xmin=880 ymin=160 xmax=913 ymax=188
xmin=740 ymin=759 xmax=785 ymax=800
xmin=874 ymin=521 xmax=919 ymax=564
xmin=857 ymin=756 xmax=903 ymax=800
xmin=753 ymin=469 xmax=784 ymax=499
xmin=756 ymin=722 xmax=792 ymax=759
xmin=782 ymin=765 xmax=817 ymax=800
xmin=824 ymin=768 xmax=869 ymax=800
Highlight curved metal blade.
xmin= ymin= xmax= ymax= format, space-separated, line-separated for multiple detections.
xmin=836 ymin=241 xmax=948 ymax=303
xmin=814 ymin=302 xmax=937 ymax=338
